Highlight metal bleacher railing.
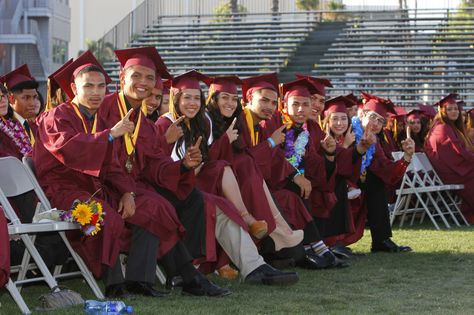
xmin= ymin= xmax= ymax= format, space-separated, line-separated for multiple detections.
xmin=99 ymin=5 xmax=474 ymax=107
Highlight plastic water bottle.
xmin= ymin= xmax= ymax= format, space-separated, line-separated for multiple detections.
xmin=84 ymin=300 xmax=133 ymax=314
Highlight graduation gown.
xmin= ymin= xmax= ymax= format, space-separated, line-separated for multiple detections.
xmin=307 ymin=121 xmax=337 ymax=219
xmin=99 ymin=93 xmax=199 ymax=258
xmin=317 ymin=142 xmax=362 ymax=242
xmin=0 ymin=117 xmax=30 ymax=159
xmin=0 ymin=209 xmax=9 ymax=288
xmin=425 ymin=121 xmax=474 ymax=223
xmin=33 ymin=103 xmax=127 ymax=277
xmin=154 ymin=115 xmax=247 ymax=266
xmin=341 ymin=142 xmax=409 ymax=245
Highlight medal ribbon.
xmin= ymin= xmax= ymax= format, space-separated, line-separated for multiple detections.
xmin=70 ymin=101 xmax=97 ymax=134
xmin=117 ymin=92 xmax=142 ymax=155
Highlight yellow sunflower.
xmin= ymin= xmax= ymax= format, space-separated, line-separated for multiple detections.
xmin=72 ymin=203 xmax=93 ymax=226
xmin=95 ymin=202 xmax=103 ymax=215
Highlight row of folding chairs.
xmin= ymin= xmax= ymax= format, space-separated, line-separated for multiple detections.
xmin=390 ymin=152 xmax=469 ymax=230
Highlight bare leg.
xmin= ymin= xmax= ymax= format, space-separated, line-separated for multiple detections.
xmin=221 ymin=166 xmax=268 ymax=238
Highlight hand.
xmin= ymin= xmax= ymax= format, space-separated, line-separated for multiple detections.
xmin=270 ymin=124 xmax=287 ymax=146
xmin=321 ymin=133 xmax=336 ymax=155
xmin=110 ymin=109 xmax=135 ymax=138
xmin=118 ymin=192 xmax=136 ymax=219
xmin=343 ymin=125 xmax=355 ymax=149
xmin=357 ymin=125 xmax=377 ymax=154
xmin=165 ymin=115 xmax=185 ymax=144
xmin=293 ymin=174 xmax=312 ymax=199
xmin=183 ymin=136 xmax=203 ymax=170
xmin=226 ymin=117 xmax=238 ymax=143
xmin=401 ymin=137 xmax=415 ymax=161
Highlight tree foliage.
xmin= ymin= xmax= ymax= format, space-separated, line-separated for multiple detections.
xmin=296 ymin=0 xmax=320 ymax=11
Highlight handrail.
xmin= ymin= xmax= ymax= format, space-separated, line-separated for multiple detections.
xmin=9 ymin=0 xmax=23 ymax=34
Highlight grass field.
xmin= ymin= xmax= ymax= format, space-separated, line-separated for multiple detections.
xmin=1 ymin=225 xmax=473 ymax=315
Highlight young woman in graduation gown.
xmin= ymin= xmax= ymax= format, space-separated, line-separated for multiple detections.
xmin=425 ymin=94 xmax=474 ymax=223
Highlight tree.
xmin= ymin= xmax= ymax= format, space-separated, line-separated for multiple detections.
xmin=84 ymin=39 xmax=115 ymax=63
xmin=326 ymin=0 xmax=347 ymax=21
xmin=296 ymin=0 xmax=320 ymax=11
xmin=212 ymin=2 xmax=248 ymax=23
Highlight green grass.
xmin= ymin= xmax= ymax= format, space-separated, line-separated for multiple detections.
xmin=1 ymin=225 xmax=474 ymax=314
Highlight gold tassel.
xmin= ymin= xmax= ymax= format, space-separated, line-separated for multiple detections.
xmin=45 ymin=78 xmax=53 ymax=112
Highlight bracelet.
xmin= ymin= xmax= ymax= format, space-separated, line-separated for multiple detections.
xmin=267 ymin=137 xmax=276 ymax=148
xmin=108 ymin=133 xmax=114 ymax=142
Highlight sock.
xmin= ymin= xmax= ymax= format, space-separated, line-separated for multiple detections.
xmin=303 ymin=244 xmax=312 ymax=253
xmin=311 ymin=241 xmax=330 ymax=257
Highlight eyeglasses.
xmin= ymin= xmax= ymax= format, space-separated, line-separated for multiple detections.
xmin=368 ymin=112 xmax=386 ymax=125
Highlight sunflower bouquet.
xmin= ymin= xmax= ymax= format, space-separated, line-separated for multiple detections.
xmin=61 ymin=199 xmax=105 ymax=236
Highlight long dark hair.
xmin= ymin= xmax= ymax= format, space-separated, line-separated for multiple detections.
xmin=206 ymin=91 xmax=243 ymax=152
xmin=172 ymin=91 xmax=210 ymax=160
xmin=429 ymin=105 xmax=474 ymax=150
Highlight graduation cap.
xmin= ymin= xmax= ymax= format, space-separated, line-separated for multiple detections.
xmin=54 ymin=50 xmax=112 ymax=100
xmin=361 ymin=92 xmax=396 ymax=117
xmin=168 ymin=70 xmax=210 ymax=119
xmin=434 ymin=93 xmax=458 ymax=108
xmin=417 ymin=103 xmax=437 ymax=119
xmin=162 ymin=79 xmax=171 ymax=95
xmin=281 ymin=78 xmax=320 ymax=102
xmin=45 ymin=58 xmax=73 ymax=111
xmin=208 ymin=75 xmax=242 ymax=95
xmin=0 ymin=64 xmax=38 ymax=90
xmin=406 ymin=109 xmax=424 ymax=120
xmin=344 ymin=93 xmax=359 ymax=105
xmin=115 ymin=46 xmax=171 ymax=80
xmin=295 ymin=74 xmax=332 ymax=96
xmin=323 ymin=95 xmax=356 ymax=117
xmin=241 ymin=73 xmax=279 ymax=103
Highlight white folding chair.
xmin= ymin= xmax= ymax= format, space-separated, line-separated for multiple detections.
xmin=0 ymin=157 xmax=104 ymax=314
xmin=390 ymin=152 xmax=452 ymax=229
xmin=415 ymin=153 xmax=469 ymax=227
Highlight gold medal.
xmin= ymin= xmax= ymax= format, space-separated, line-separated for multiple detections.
xmin=360 ymin=170 xmax=367 ymax=183
xmin=125 ymin=154 xmax=134 ymax=174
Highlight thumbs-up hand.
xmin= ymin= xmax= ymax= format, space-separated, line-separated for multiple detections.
xmin=110 ymin=109 xmax=135 ymax=138
xmin=226 ymin=117 xmax=239 ymax=143
xmin=165 ymin=115 xmax=185 ymax=144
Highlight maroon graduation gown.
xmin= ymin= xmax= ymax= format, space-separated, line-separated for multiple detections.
xmin=341 ymin=142 xmax=408 ymax=246
xmin=99 ymin=92 xmax=198 ymax=257
xmin=0 ymin=209 xmax=9 ymax=288
xmin=33 ymin=103 xmax=127 ymax=277
xmin=425 ymin=121 xmax=474 ymax=223
xmin=0 ymin=127 xmax=23 ymax=159
xmin=154 ymin=115 xmax=247 ymax=266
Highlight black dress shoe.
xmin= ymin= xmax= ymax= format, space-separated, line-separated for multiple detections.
xmin=245 ymin=264 xmax=299 ymax=286
xmin=322 ymin=251 xmax=350 ymax=269
xmin=331 ymin=243 xmax=353 ymax=259
xmin=182 ymin=273 xmax=232 ymax=297
xmin=126 ymin=281 xmax=168 ymax=297
xmin=105 ymin=283 xmax=133 ymax=299
xmin=166 ymin=276 xmax=184 ymax=289
xmin=296 ymin=252 xmax=329 ymax=269
xmin=371 ymin=239 xmax=412 ymax=253
xmin=267 ymin=258 xmax=296 ymax=270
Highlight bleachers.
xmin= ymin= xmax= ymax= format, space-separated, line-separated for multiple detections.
xmin=311 ymin=8 xmax=474 ymax=106
xmin=103 ymin=14 xmax=320 ymax=81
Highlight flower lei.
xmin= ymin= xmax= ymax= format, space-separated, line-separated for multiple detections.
xmin=284 ymin=123 xmax=309 ymax=176
xmin=352 ymin=116 xmax=376 ymax=175
xmin=0 ymin=117 xmax=32 ymax=156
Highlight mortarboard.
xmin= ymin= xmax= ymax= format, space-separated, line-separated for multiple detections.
xmin=115 ymin=46 xmax=171 ymax=80
xmin=0 ymin=64 xmax=37 ymax=90
xmin=241 ymin=73 xmax=279 ymax=103
xmin=295 ymin=74 xmax=332 ymax=96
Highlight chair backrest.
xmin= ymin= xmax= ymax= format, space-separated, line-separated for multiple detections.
xmin=0 ymin=157 xmax=35 ymax=197
xmin=391 ymin=151 xmax=424 ymax=173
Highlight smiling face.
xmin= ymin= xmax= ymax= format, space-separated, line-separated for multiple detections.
xmin=144 ymin=87 xmax=163 ymax=114
xmin=71 ymin=70 xmax=107 ymax=112
xmin=444 ymin=103 xmax=459 ymax=122
xmin=247 ymin=88 xmax=278 ymax=121
xmin=217 ymin=92 xmax=239 ymax=118
xmin=309 ymin=94 xmax=325 ymax=121
xmin=121 ymin=64 xmax=155 ymax=105
xmin=159 ymin=94 xmax=170 ymax=115
xmin=178 ymin=88 xmax=201 ymax=119
xmin=407 ymin=118 xmax=421 ymax=134
xmin=286 ymin=95 xmax=311 ymax=125
xmin=329 ymin=112 xmax=349 ymax=136
xmin=361 ymin=110 xmax=386 ymax=134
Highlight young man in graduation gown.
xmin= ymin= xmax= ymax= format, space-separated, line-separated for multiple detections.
xmin=342 ymin=93 xmax=414 ymax=252
xmin=100 ymin=47 xmax=298 ymax=287
xmin=240 ymin=74 xmax=344 ymax=269
xmin=1 ymin=65 xmax=39 ymax=146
